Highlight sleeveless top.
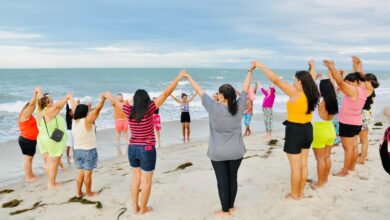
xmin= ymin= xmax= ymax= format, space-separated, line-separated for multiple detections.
xmin=362 ymin=90 xmax=375 ymax=111
xmin=72 ymin=118 xmax=96 ymax=150
xmin=287 ymin=92 xmax=313 ymax=123
xmin=37 ymin=108 xmax=67 ymax=148
xmin=181 ymin=102 xmax=189 ymax=112
xmin=19 ymin=116 xmax=39 ymax=140
xmin=339 ymin=86 xmax=367 ymax=126
xmin=312 ymin=99 xmax=325 ymax=123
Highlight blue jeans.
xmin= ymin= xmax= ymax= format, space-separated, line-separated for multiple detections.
xmin=74 ymin=148 xmax=98 ymax=170
xmin=128 ymin=145 xmax=156 ymax=172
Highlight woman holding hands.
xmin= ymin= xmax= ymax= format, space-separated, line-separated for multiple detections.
xmin=254 ymin=60 xmax=320 ymax=200
xmin=185 ymin=63 xmax=253 ymax=217
xmin=106 ymin=70 xmax=187 ymax=215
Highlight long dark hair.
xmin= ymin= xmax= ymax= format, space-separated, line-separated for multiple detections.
xmin=364 ymin=73 xmax=379 ymax=88
xmin=218 ymin=84 xmax=238 ymax=116
xmin=131 ymin=89 xmax=151 ymax=122
xmin=319 ymin=79 xmax=338 ymax=115
xmin=295 ymin=71 xmax=320 ymax=114
xmin=74 ymin=104 xmax=89 ymax=120
xmin=344 ymin=72 xmax=364 ymax=83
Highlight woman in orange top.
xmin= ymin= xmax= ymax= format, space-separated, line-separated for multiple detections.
xmin=254 ymin=60 xmax=320 ymax=200
xmin=18 ymin=86 xmax=41 ymax=182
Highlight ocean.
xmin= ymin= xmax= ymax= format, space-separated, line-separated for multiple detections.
xmin=1 ymin=68 xmax=389 ymax=143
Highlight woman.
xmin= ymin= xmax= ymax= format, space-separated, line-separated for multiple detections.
xmin=243 ymin=83 xmax=258 ymax=136
xmin=37 ymin=93 xmax=71 ymax=189
xmin=254 ymin=60 xmax=320 ymax=200
xmin=258 ymin=81 xmax=276 ymax=140
xmin=352 ymin=57 xmax=380 ymax=164
xmin=185 ymin=63 xmax=253 ymax=217
xmin=170 ymin=93 xmax=197 ymax=142
xmin=153 ymin=108 xmax=162 ymax=148
xmin=72 ymin=94 xmax=106 ymax=197
xmin=18 ymin=86 xmax=41 ymax=182
xmin=106 ymin=70 xmax=186 ymax=215
xmin=311 ymin=79 xmax=338 ymax=188
xmin=323 ymin=59 xmax=368 ymax=177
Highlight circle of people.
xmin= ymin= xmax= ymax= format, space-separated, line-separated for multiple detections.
xmin=17 ymin=56 xmax=390 ymax=217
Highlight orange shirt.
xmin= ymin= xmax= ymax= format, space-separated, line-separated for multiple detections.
xmin=19 ymin=116 xmax=39 ymax=140
xmin=286 ymin=92 xmax=313 ymax=123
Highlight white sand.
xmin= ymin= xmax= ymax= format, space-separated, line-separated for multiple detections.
xmin=0 ymin=115 xmax=389 ymax=220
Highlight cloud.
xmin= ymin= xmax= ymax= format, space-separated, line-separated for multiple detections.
xmin=0 ymin=30 xmax=42 ymax=40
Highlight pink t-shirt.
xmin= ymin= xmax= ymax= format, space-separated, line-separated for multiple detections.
xmin=339 ymin=86 xmax=367 ymax=126
xmin=261 ymin=87 xmax=275 ymax=108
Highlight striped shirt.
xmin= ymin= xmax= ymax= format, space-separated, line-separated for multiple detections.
xmin=123 ymin=102 xmax=157 ymax=146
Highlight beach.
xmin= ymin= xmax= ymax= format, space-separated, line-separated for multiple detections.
xmin=0 ymin=113 xmax=389 ymax=220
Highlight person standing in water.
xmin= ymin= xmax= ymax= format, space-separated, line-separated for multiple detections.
xmin=71 ymin=93 xmax=106 ymax=198
xmin=18 ymin=86 xmax=41 ymax=182
xmin=323 ymin=59 xmax=368 ymax=177
xmin=258 ymin=81 xmax=276 ymax=140
xmin=185 ymin=63 xmax=253 ymax=217
xmin=37 ymin=93 xmax=71 ymax=189
xmin=352 ymin=56 xmax=380 ymax=164
xmin=254 ymin=60 xmax=320 ymax=200
xmin=152 ymin=98 xmax=162 ymax=148
xmin=170 ymin=93 xmax=197 ymax=142
xmin=105 ymin=70 xmax=187 ymax=215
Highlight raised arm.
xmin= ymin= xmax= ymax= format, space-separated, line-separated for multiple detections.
xmin=20 ymin=86 xmax=41 ymax=121
xmin=106 ymin=92 xmax=124 ymax=110
xmin=185 ymin=73 xmax=204 ymax=96
xmin=170 ymin=95 xmax=181 ymax=104
xmin=254 ymin=61 xmax=298 ymax=98
xmin=243 ymin=62 xmax=255 ymax=93
xmin=323 ymin=60 xmax=357 ymax=98
xmin=253 ymin=81 xmax=258 ymax=95
xmin=86 ymin=94 xmax=107 ymax=123
xmin=154 ymin=70 xmax=184 ymax=108
xmin=352 ymin=56 xmax=365 ymax=77
xmin=47 ymin=93 xmax=73 ymax=117
xmin=308 ymin=60 xmax=317 ymax=80
xmin=188 ymin=93 xmax=197 ymax=103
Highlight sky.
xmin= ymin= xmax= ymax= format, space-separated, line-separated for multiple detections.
xmin=0 ymin=0 xmax=389 ymax=69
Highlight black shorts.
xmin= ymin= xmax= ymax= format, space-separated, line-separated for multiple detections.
xmin=283 ymin=121 xmax=313 ymax=154
xmin=339 ymin=122 xmax=362 ymax=137
xmin=18 ymin=136 xmax=37 ymax=157
xmin=181 ymin=112 xmax=191 ymax=123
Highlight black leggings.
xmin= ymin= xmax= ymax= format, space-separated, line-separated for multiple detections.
xmin=211 ymin=158 xmax=243 ymax=212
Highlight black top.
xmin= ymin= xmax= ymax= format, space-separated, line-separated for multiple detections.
xmin=66 ymin=103 xmax=73 ymax=130
xmin=154 ymin=108 xmax=159 ymax=114
xmin=363 ymin=91 xmax=376 ymax=110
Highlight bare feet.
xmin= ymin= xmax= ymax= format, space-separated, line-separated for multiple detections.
xmin=214 ymin=210 xmax=231 ymax=217
xmin=310 ymin=181 xmax=324 ymax=190
xmin=86 ymin=192 xmax=98 ymax=197
xmin=132 ymin=204 xmax=140 ymax=214
xmin=76 ymin=192 xmax=85 ymax=198
xmin=139 ymin=207 xmax=153 ymax=215
xmin=229 ymin=207 xmax=236 ymax=215
xmin=25 ymin=176 xmax=38 ymax=182
xmin=357 ymin=157 xmax=366 ymax=164
xmin=285 ymin=193 xmax=300 ymax=200
xmin=333 ymin=170 xmax=348 ymax=177
xmin=48 ymin=183 xmax=61 ymax=189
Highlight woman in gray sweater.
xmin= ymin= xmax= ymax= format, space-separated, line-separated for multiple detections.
xmin=183 ymin=63 xmax=254 ymax=217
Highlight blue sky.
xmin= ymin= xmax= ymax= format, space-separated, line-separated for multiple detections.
xmin=0 ymin=0 xmax=389 ymax=69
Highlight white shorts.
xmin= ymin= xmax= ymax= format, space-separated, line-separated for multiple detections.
xmin=66 ymin=130 xmax=74 ymax=148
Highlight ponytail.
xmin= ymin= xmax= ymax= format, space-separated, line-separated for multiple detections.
xmin=218 ymin=84 xmax=238 ymax=116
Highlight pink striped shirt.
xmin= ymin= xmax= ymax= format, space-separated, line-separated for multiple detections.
xmin=123 ymin=102 xmax=157 ymax=146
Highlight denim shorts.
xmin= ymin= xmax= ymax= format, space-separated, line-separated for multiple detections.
xmin=74 ymin=148 xmax=98 ymax=170
xmin=128 ymin=145 xmax=156 ymax=172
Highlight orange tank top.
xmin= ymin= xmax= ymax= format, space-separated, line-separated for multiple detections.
xmin=19 ymin=116 xmax=39 ymax=140
xmin=286 ymin=92 xmax=313 ymax=123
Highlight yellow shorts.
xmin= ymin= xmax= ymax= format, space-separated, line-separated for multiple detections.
xmin=312 ymin=121 xmax=336 ymax=149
